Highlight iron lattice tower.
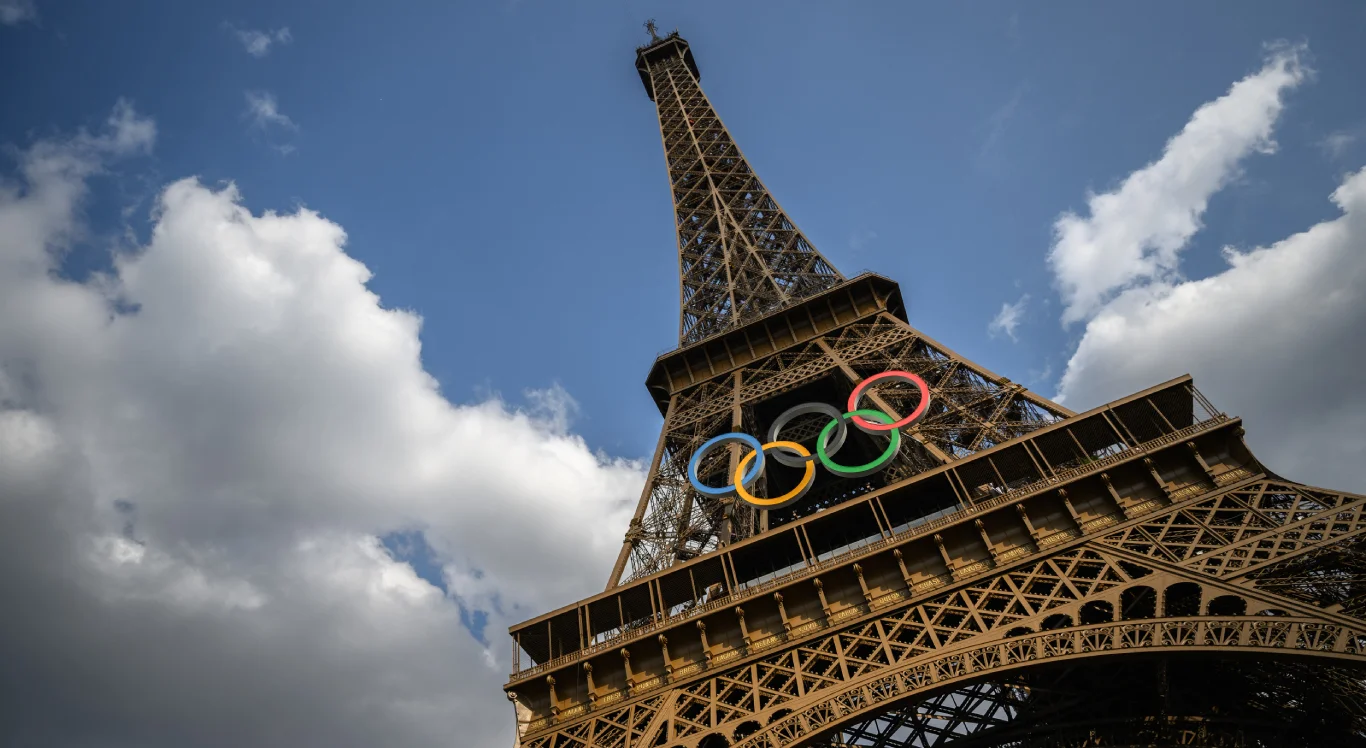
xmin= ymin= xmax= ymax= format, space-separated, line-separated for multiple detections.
xmin=643 ymin=32 xmax=843 ymax=345
xmin=504 ymin=30 xmax=1366 ymax=748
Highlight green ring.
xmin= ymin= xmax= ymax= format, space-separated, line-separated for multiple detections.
xmin=817 ymin=409 xmax=901 ymax=477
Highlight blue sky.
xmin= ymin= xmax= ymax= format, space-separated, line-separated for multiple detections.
xmin=4 ymin=2 xmax=1366 ymax=746
xmin=5 ymin=1 xmax=1363 ymax=460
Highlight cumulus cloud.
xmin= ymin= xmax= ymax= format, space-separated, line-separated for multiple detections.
xmin=0 ymin=103 xmax=643 ymax=747
xmin=1056 ymin=165 xmax=1366 ymax=489
xmin=244 ymin=90 xmax=296 ymax=130
xmin=0 ymin=0 xmax=36 ymax=25
xmin=1049 ymin=43 xmax=1309 ymax=325
xmin=987 ymin=294 xmax=1029 ymax=341
xmin=227 ymin=24 xmax=292 ymax=58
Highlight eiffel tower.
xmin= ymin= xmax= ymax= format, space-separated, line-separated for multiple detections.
xmin=504 ymin=28 xmax=1366 ymax=747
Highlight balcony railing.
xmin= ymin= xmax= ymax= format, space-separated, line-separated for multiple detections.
xmin=509 ymin=411 xmax=1233 ymax=681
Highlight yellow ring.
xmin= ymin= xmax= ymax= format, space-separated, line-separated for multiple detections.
xmin=733 ymin=441 xmax=816 ymax=507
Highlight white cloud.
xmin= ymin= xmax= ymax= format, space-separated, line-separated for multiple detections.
xmin=1320 ymin=126 xmax=1364 ymax=160
xmin=978 ymin=83 xmax=1026 ymax=166
xmin=0 ymin=0 xmax=36 ymax=25
xmin=1053 ymin=43 xmax=1366 ymax=492
xmin=244 ymin=90 xmax=297 ymax=130
xmin=104 ymin=98 xmax=158 ymax=153
xmin=987 ymin=294 xmax=1030 ymax=342
xmin=0 ymin=104 xmax=643 ymax=746
xmin=1057 ymin=162 xmax=1366 ymax=491
xmin=1049 ymin=43 xmax=1309 ymax=325
xmin=227 ymin=24 xmax=292 ymax=58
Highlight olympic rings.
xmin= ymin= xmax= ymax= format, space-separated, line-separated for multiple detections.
xmin=685 ymin=370 xmax=927 ymax=508
xmin=687 ymin=433 xmax=765 ymax=498
xmin=848 ymin=370 xmax=931 ymax=433
xmin=818 ymin=409 xmax=901 ymax=478
xmin=733 ymin=441 xmax=816 ymax=509
xmin=765 ymin=402 xmax=846 ymax=468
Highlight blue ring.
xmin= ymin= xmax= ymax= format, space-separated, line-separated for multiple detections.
xmin=687 ymin=433 xmax=765 ymax=498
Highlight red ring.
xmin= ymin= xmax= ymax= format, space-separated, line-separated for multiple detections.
xmin=847 ymin=370 xmax=931 ymax=431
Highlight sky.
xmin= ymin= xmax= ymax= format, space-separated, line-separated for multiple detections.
xmin=2 ymin=1 xmax=1365 ymax=746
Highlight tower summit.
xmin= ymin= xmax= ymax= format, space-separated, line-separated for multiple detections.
xmin=503 ymin=28 xmax=1366 ymax=748
xmin=635 ymin=29 xmax=843 ymax=345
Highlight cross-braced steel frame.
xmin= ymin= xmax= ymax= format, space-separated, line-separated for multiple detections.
xmin=639 ymin=33 xmax=844 ymax=347
xmin=609 ymin=33 xmax=1073 ymax=587
xmin=511 ymin=467 xmax=1366 ymax=746
xmin=501 ymin=29 xmax=1366 ymax=748
xmin=610 ymin=302 xmax=1075 ymax=586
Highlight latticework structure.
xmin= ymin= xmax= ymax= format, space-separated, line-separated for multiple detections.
xmin=503 ymin=29 xmax=1366 ymax=748
xmin=641 ymin=31 xmax=843 ymax=345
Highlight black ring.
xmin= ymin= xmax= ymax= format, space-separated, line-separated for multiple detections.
xmin=766 ymin=402 xmax=847 ymax=468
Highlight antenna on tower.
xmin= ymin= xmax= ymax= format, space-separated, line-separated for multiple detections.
xmin=644 ymin=18 xmax=660 ymax=42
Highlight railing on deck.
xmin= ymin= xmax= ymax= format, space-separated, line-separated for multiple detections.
xmin=509 ymin=409 xmax=1231 ymax=680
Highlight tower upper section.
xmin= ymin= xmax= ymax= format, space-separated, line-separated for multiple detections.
xmin=636 ymin=31 xmax=845 ymax=346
